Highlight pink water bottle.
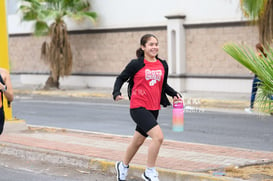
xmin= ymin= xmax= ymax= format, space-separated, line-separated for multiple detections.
xmin=172 ymin=99 xmax=184 ymax=132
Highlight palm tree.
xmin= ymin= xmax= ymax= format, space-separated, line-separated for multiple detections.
xmin=240 ymin=0 xmax=273 ymax=45
xmin=19 ymin=0 xmax=97 ymax=89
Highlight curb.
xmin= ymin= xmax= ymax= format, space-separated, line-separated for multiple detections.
xmin=4 ymin=119 xmax=27 ymax=133
xmin=0 ymin=141 xmax=242 ymax=181
xmin=13 ymin=89 xmax=112 ymax=99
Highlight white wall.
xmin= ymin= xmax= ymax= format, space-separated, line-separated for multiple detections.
xmin=176 ymin=0 xmax=244 ymax=23
xmin=7 ymin=0 xmax=244 ymax=34
xmin=92 ymin=0 xmax=244 ymax=28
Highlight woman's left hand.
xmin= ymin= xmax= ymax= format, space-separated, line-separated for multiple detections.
xmin=173 ymin=93 xmax=182 ymax=102
xmin=0 ymin=82 xmax=5 ymax=91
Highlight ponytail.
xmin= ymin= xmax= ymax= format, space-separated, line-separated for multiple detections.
xmin=136 ymin=48 xmax=144 ymax=58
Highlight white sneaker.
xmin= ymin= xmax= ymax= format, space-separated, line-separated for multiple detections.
xmin=142 ymin=168 xmax=159 ymax=181
xmin=115 ymin=161 xmax=128 ymax=181
xmin=244 ymin=107 xmax=253 ymax=113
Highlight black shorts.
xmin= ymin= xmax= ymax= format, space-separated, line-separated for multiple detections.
xmin=130 ymin=107 xmax=159 ymax=137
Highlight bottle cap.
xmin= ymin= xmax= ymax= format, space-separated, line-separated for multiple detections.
xmin=173 ymin=99 xmax=183 ymax=108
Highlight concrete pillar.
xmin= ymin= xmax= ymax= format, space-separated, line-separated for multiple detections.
xmin=165 ymin=14 xmax=186 ymax=93
xmin=165 ymin=14 xmax=186 ymax=75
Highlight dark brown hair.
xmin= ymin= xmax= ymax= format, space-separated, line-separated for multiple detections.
xmin=136 ymin=34 xmax=158 ymax=58
xmin=256 ymin=43 xmax=267 ymax=57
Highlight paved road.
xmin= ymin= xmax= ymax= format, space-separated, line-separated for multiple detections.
xmin=0 ymin=154 xmax=118 ymax=181
xmin=12 ymin=95 xmax=273 ymax=151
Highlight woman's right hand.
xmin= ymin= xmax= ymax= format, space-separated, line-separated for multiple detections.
xmin=115 ymin=95 xmax=124 ymax=101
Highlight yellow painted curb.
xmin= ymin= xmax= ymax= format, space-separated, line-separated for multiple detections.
xmin=4 ymin=119 xmax=27 ymax=133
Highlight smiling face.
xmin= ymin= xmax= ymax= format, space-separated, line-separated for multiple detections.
xmin=141 ymin=36 xmax=159 ymax=60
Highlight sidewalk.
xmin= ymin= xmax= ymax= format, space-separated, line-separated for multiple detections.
xmin=1 ymin=86 xmax=272 ymax=180
xmin=1 ymin=124 xmax=273 ymax=181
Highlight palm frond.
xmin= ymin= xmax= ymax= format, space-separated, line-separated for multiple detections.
xmin=240 ymin=0 xmax=267 ymax=19
xmin=34 ymin=21 xmax=49 ymax=36
xmin=41 ymin=41 xmax=49 ymax=63
xmin=22 ymin=10 xmax=38 ymax=21
xmin=223 ymin=43 xmax=257 ymax=73
xmin=82 ymin=11 xmax=97 ymax=21
xmin=67 ymin=11 xmax=97 ymax=22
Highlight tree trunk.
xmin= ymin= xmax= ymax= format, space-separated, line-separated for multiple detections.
xmin=44 ymin=75 xmax=59 ymax=89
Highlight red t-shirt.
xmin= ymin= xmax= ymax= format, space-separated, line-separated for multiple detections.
xmin=130 ymin=59 xmax=165 ymax=110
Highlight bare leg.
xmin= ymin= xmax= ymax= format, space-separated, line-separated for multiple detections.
xmin=123 ymin=131 xmax=146 ymax=165
xmin=146 ymin=125 xmax=164 ymax=168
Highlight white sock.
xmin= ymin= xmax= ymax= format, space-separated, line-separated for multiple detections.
xmin=122 ymin=162 xmax=129 ymax=168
